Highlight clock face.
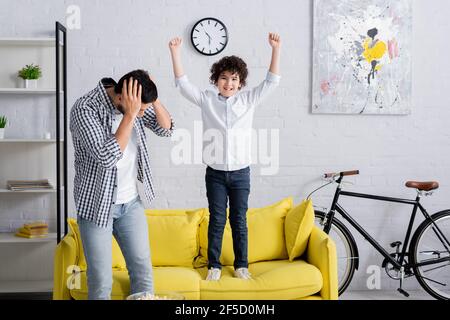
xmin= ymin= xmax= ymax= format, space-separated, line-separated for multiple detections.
xmin=191 ymin=18 xmax=228 ymax=56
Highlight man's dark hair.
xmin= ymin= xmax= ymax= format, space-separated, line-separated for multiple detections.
xmin=209 ymin=56 xmax=248 ymax=88
xmin=114 ymin=69 xmax=157 ymax=103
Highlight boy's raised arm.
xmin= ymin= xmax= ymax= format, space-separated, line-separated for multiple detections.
xmin=169 ymin=37 xmax=185 ymax=78
xmin=241 ymin=33 xmax=281 ymax=106
xmin=169 ymin=36 xmax=204 ymax=107
xmin=268 ymin=33 xmax=281 ymax=75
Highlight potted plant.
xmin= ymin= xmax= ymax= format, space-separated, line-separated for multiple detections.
xmin=0 ymin=115 xmax=7 ymax=139
xmin=18 ymin=64 xmax=42 ymax=89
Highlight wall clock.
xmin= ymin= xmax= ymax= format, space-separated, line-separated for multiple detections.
xmin=191 ymin=17 xmax=228 ymax=56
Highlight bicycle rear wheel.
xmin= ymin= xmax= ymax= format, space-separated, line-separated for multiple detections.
xmin=315 ymin=211 xmax=359 ymax=295
xmin=410 ymin=210 xmax=450 ymax=300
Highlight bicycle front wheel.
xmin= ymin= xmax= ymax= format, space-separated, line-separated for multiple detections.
xmin=410 ymin=210 xmax=450 ymax=300
xmin=315 ymin=211 xmax=359 ymax=295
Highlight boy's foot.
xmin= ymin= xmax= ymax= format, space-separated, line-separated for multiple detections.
xmin=206 ymin=268 xmax=221 ymax=281
xmin=234 ymin=267 xmax=252 ymax=280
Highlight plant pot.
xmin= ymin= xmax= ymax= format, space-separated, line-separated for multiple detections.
xmin=24 ymin=79 xmax=38 ymax=89
xmin=0 ymin=128 xmax=4 ymax=139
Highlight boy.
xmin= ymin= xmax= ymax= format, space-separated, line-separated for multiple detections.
xmin=169 ymin=33 xmax=281 ymax=281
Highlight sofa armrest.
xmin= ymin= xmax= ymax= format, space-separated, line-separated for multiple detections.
xmin=53 ymin=234 xmax=78 ymax=300
xmin=305 ymin=226 xmax=338 ymax=300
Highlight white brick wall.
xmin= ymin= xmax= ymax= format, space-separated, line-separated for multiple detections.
xmin=1 ymin=0 xmax=449 ymax=291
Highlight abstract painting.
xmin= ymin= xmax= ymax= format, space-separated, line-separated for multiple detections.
xmin=312 ymin=0 xmax=412 ymax=114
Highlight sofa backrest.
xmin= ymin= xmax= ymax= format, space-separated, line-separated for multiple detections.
xmin=67 ymin=208 xmax=206 ymax=270
xmin=145 ymin=208 xmax=206 ymax=267
xmin=194 ymin=197 xmax=294 ymax=267
xmin=67 ymin=196 xmax=315 ymax=270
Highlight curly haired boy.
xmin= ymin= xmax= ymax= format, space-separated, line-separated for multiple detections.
xmin=169 ymin=33 xmax=281 ymax=281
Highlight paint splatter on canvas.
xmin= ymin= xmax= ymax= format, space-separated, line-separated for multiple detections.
xmin=312 ymin=0 xmax=412 ymax=114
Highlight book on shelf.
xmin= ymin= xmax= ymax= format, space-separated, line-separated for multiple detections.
xmin=15 ymin=221 xmax=48 ymax=239
xmin=15 ymin=232 xmax=49 ymax=239
xmin=23 ymin=221 xmax=48 ymax=230
xmin=6 ymin=179 xmax=53 ymax=191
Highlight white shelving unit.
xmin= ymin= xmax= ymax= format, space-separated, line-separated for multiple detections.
xmin=0 ymin=139 xmax=62 ymax=143
xmin=0 ymin=28 xmax=67 ymax=295
xmin=0 ymin=188 xmax=57 ymax=193
xmin=0 ymin=37 xmax=55 ymax=46
xmin=0 ymin=88 xmax=56 ymax=94
xmin=0 ymin=232 xmax=57 ymax=243
xmin=0 ymin=280 xmax=53 ymax=293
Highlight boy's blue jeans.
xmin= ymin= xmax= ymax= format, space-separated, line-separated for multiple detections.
xmin=205 ymin=166 xmax=250 ymax=270
xmin=77 ymin=196 xmax=153 ymax=300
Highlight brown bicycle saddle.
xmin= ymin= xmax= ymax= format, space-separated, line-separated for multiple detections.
xmin=405 ymin=181 xmax=439 ymax=191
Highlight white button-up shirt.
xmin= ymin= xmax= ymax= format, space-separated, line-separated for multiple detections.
xmin=176 ymin=71 xmax=280 ymax=171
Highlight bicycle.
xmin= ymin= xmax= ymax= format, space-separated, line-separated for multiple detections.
xmin=308 ymin=170 xmax=450 ymax=300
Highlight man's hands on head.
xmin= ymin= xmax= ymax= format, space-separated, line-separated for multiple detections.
xmin=121 ymin=77 xmax=142 ymax=119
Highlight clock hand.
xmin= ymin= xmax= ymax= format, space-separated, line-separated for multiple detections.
xmin=205 ymin=31 xmax=211 ymax=45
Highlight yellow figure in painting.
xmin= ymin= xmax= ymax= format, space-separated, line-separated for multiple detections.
xmin=363 ymin=38 xmax=387 ymax=70
xmin=362 ymin=28 xmax=387 ymax=84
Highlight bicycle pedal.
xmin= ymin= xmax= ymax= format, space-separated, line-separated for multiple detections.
xmin=390 ymin=241 xmax=402 ymax=248
xmin=397 ymin=288 xmax=410 ymax=298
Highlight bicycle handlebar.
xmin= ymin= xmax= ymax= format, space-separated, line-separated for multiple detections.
xmin=324 ymin=170 xmax=360 ymax=179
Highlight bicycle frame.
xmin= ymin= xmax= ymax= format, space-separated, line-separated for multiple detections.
xmin=323 ymin=184 xmax=449 ymax=271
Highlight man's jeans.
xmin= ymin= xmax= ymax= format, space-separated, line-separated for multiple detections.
xmin=205 ymin=166 xmax=250 ymax=270
xmin=77 ymin=196 xmax=153 ymax=300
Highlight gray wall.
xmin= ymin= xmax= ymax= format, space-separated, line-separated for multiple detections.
xmin=1 ymin=0 xmax=449 ymax=291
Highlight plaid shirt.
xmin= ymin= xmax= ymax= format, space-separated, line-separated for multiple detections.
xmin=70 ymin=78 xmax=174 ymax=228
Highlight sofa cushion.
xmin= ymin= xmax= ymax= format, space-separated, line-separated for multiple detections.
xmin=285 ymin=199 xmax=315 ymax=261
xmin=195 ymin=197 xmax=293 ymax=267
xmin=68 ymin=208 xmax=205 ymax=270
xmin=197 ymin=260 xmax=323 ymax=300
xmin=70 ymin=267 xmax=202 ymax=300
xmin=145 ymin=209 xmax=206 ymax=267
xmin=67 ymin=218 xmax=126 ymax=271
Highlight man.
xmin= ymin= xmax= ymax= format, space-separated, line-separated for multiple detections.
xmin=70 ymin=69 xmax=174 ymax=299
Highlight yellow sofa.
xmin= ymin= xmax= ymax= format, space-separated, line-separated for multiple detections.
xmin=53 ymin=197 xmax=338 ymax=300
